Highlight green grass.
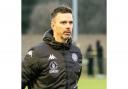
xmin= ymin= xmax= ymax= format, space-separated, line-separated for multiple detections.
xmin=78 ymin=76 xmax=106 ymax=89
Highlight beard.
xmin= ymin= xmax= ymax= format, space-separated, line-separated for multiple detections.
xmin=61 ymin=33 xmax=71 ymax=41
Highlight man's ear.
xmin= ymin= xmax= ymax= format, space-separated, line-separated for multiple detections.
xmin=51 ymin=19 xmax=54 ymax=29
xmin=51 ymin=22 xmax=54 ymax=29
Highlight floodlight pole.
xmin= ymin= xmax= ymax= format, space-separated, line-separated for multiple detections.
xmin=72 ymin=0 xmax=78 ymax=44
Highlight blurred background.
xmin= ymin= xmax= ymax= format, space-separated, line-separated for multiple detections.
xmin=22 ymin=0 xmax=106 ymax=89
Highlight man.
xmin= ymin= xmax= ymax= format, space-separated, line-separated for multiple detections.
xmin=96 ymin=40 xmax=104 ymax=75
xmin=22 ymin=6 xmax=82 ymax=89
xmin=85 ymin=44 xmax=94 ymax=77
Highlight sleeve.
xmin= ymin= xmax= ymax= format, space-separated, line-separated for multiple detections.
xmin=22 ymin=49 xmax=41 ymax=89
xmin=77 ymin=49 xmax=83 ymax=81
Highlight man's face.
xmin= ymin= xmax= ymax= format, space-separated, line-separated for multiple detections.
xmin=51 ymin=13 xmax=73 ymax=41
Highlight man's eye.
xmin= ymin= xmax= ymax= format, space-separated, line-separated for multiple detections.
xmin=69 ymin=21 xmax=73 ymax=24
xmin=61 ymin=21 xmax=66 ymax=24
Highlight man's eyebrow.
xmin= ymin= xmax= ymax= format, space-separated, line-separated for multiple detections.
xmin=60 ymin=21 xmax=73 ymax=23
xmin=69 ymin=21 xmax=73 ymax=23
xmin=60 ymin=21 xmax=67 ymax=23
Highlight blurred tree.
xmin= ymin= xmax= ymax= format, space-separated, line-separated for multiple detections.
xmin=22 ymin=0 xmax=38 ymax=34
xmin=28 ymin=2 xmax=60 ymax=34
xmin=78 ymin=0 xmax=106 ymax=34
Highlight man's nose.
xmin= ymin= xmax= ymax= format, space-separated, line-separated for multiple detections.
xmin=66 ymin=23 xmax=72 ymax=29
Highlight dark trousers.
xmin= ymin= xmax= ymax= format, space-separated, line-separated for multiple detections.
xmin=87 ymin=58 xmax=94 ymax=76
xmin=97 ymin=58 xmax=104 ymax=74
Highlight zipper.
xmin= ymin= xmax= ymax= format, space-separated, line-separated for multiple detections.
xmin=63 ymin=46 xmax=70 ymax=89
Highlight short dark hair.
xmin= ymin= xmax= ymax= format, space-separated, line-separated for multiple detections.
xmin=51 ymin=6 xmax=72 ymax=19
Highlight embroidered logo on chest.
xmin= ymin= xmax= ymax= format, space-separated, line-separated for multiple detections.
xmin=49 ymin=61 xmax=59 ymax=73
xmin=72 ymin=53 xmax=78 ymax=62
xmin=48 ymin=54 xmax=59 ymax=73
xmin=48 ymin=54 xmax=56 ymax=60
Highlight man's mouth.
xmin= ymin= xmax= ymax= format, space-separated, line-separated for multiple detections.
xmin=64 ymin=32 xmax=71 ymax=35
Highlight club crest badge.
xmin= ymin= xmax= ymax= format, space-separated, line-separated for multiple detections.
xmin=49 ymin=61 xmax=59 ymax=73
xmin=72 ymin=53 xmax=78 ymax=62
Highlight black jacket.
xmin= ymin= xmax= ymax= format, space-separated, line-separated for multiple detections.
xmin=22 ymin=30 xmax=82 ymax=89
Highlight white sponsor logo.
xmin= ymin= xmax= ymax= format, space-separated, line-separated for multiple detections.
xmin=27 ymin=50 xmax=33 ymax=57
xmin=72 ymin=53 xmax=78 ymax=62
xmin=48 ymin=54 xmax=56 ymax=60
xmin=49 ymin=61 xmax=59 ymax=73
